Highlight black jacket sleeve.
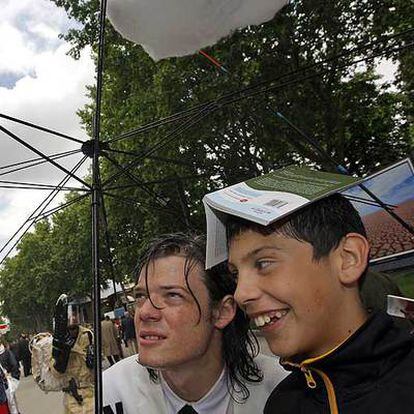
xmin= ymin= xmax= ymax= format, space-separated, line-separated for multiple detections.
xmin=0 ymin=350 xmax=20 ymax=380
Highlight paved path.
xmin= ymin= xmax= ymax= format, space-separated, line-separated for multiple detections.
xmin=16 ymin=375 xmax=64 ymax=414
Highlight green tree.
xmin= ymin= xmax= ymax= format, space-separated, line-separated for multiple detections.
xmin=0 ymin=195 xmax=92 ymax=333
xmin=48 ymin=0 xmax=413 ymax=269
xmin=0 ymin=221 xmax=56 ymax=332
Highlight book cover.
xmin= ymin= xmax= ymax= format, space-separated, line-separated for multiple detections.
xmin=203 ymin=166 xmax=362 ymax=268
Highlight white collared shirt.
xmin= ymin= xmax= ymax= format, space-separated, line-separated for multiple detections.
xmin=161 ymin=368 xmax=232 ymax=414
xmin=103 ymin=354 xmax=288 ymax=414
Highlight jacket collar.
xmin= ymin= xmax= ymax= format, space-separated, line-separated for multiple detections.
xmin=282 ymin=311 xmax=414 ymax=389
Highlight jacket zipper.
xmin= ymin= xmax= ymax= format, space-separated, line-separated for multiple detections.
xmin=309 ymin=367 xmax=339 ymax=414
xmin=283 ymin=362 xmax=339 ymax=414
xmin=301 ymin=366 xmax=317 ymax=388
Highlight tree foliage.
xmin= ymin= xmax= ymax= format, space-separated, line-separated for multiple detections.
xmin=0 ymin=196 xmax=91 ymax=333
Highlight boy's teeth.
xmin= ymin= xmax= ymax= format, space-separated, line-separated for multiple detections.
xmin=254 ymin=310 xmax=288 ymax=327
xmin=255 ymin=315 xmax=267 ymax=327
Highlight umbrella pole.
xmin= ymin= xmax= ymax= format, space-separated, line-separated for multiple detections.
xmin=92 ymin=0 xmax=108 ymax=412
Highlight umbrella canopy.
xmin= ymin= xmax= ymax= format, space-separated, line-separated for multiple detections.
xmin=108 ymin=0 xmax=289 ymax=60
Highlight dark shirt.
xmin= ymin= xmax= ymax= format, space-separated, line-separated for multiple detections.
xmin=121 ymin=316 xmax=136 ymax=341
xmin=9 ymin=343 xmax=20 ymax=362
xmin=18 ymin=338 xmax=30 ymax=360
xmin=0 ymin=368 xmax=7 ymax=404
xmin=0 ymin=349 xmax=20 ymax=381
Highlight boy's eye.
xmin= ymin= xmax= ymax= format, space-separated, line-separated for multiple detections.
xmin=166 ymin=291 xmax=183 ymax=299
xmin=256 ymin=260 xmax=273 ymax=270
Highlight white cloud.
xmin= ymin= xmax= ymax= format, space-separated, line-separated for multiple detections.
xmin=1 ymin=44 xmax=94 ymax=144
xmin=1 ymin=0 xmax=71 ymax=33
xmin=0 ymin=0 xmax=76 ymax=77
xmin=0 ymin=22 xmax=35 ymax=74
xmin=30 ymin=22 xmax=61 ymax=40
xmin=0 ymin=0 xmax=94 ymax=261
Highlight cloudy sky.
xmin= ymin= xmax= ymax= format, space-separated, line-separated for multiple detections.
xmin=0 ymin=0 xmax=95 ymax=261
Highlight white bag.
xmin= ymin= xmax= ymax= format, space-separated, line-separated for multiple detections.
xmin=5 ymin=377 xmax=19 ymax=414
xmin=30 ymin=332 xmax=69 ymax=393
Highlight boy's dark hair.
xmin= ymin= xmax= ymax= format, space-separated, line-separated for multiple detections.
xmin=227 ymin=193 xmax=368 ymax=261
xmin=135 ymin=233 xmax=263 ymax=402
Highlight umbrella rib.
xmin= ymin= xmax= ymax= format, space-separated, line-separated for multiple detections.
xmin=0 ymin=179 xmax=88 ymax=191
xmin=102 ymin=153 xmax=174 ymax=210
xmin=0 ymin=124 xmax=91 ymax=188
xmin=103 ymin=147 xmax=194 ymax=168
xmin=0 ymin=155 xmax=89 ymax=264
xmin=0 ymin=150 xmax=83 ymax=178
xmin=102 ymin=103 xmax=219 ymax=188
xmin=33 ymin=193 xmax=90 ymax=223
xmin=0 ymin=149 xmax=81 ymax=171
xmin=0 ymin=112 xmax=84 ymax=144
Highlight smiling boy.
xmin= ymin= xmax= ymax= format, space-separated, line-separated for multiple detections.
xmin=225 ymin=193 xmax=414 ymax=414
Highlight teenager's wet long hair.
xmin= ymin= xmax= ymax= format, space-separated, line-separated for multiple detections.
xmin=134 ymin=233 xmax=263 ymax=402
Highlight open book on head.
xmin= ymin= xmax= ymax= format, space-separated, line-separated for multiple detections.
xmin=203 ymin=165 xmax=362 ymax=269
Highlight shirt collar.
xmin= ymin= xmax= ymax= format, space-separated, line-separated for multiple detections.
xmin=160 ymin=367 xmax=231 ymax=414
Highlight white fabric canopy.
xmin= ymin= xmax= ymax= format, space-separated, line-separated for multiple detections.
xmin=107 ymin=0 xmax=289 ymax=61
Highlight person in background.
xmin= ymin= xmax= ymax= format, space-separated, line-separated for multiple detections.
xmin=121 ymin=311 xmax=137 ymax=356
xmin=113 ymin=318 xmax=124 ymax=359
xmin=0 ymin=340 xmax=19 ymax=414
xmin=101 ymin=316 xmax=121 ymax=366
xmin=51 ymin=294 xmax=94 ymax=414
xmin=0 ymin=366 xmax=10 ymax=414
xmin=17 ymin=335 xmax=31 ymax=377
xmin=7 ymin=344 xmax=19 ymax=371
xmin=0 ymin=342 xmax=19 ymax=386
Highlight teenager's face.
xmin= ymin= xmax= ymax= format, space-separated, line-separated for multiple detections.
xmin=229 ymin=230 xmax=348 ymax=359
xmin=135 ymin=255 xmax=218 ymax=371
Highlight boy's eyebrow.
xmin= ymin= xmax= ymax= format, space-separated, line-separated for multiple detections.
xmin=134 ymin=284 xmax=188 ymax=293
xmin=159 ymin=285 xmax=188 ymax=292
xmin=233 ymin=245 xmax=283 ymax=262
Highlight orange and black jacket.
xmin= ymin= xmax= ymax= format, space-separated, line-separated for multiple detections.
xmin=264 ymin=312 xmax=414 ymax=414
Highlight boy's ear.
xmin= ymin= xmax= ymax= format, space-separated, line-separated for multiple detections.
xmin=337 ymin=233 xmax=370 ymax=285
xmin=213 ymin=295 xmax=237 ymax=330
